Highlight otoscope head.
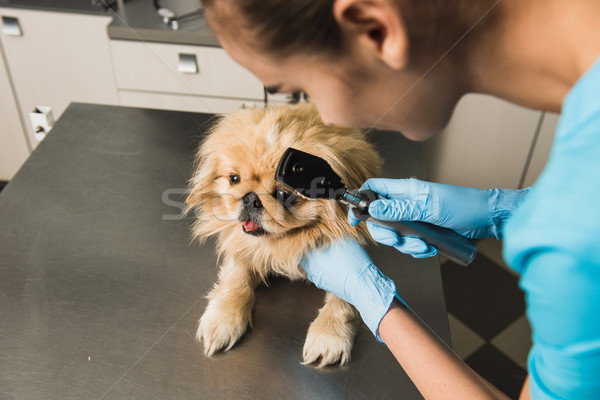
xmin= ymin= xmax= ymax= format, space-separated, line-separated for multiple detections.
xmin=275 ymin=148 xmax=346 ymax=200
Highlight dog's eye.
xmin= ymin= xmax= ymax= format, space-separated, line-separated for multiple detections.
xmin=229 ymin=174 xmax=241 ymax=185
xmin=274 ymin=187 xmax=298 ymax=208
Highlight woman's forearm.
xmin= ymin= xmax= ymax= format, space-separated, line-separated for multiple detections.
xmin=378 ymin=300 xmax=511 ymax=400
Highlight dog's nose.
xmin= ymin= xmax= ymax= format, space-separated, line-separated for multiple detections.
xmin=243 ymin=192 xmax=263 ymax=210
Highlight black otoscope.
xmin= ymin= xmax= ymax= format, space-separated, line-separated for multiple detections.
xmin=275 ymin=148 xmax=477 ymax=266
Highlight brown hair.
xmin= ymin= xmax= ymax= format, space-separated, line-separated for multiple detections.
xmin=203 ymin=0 xmax=499 ymax=63
xmin=203 ymin=0 xmax=345 ymax=58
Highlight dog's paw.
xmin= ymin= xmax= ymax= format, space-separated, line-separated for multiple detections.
xmin=302 ymin=316 xmax=354 ymax=368
xmin=196 ymin=303 xmax=251 ymax=356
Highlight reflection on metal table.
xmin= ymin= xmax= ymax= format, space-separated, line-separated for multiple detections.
xmin=0 ymin=103 xmax=450 ymax=399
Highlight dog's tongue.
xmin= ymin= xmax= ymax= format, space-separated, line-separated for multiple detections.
xmin=242 ymin=220 xmax=260 ymax=232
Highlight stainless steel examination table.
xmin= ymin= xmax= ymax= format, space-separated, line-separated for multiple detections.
xmin=0 ymin=103 xmax=450 ymax=399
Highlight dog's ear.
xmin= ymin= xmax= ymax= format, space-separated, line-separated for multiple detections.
xmin=336 ymin=138 xmax=382 ymax=187
xmin=315 ymin=129 xmax=382 ymax=190
xmin=186 ymin=135 xmax=220 ymax=213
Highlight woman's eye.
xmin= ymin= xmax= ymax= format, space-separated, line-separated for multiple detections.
xmin=287 ymin=91 xmax=308 ymax=104
xmin=229 ymin=174 xmax=241 ymax=185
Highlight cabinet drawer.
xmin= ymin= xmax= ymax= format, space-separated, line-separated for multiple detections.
xmin=110 ymin=40 xmax=264 ymax=100
xmin=118 ymin=90 xmax=261 ymax=114
xmin=1 ymin=8 xmax=118 ymax=149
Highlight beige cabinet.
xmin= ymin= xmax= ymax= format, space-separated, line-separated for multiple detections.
xmin=0 ymin=8 xmax=118 ymax=150
xmin=425 ymin=94 xmax=555 ymax=189
xmin=0 ymin=40 xmax=29 ymax=181
xmin=109 ymin=40 xmax=265 ymax=114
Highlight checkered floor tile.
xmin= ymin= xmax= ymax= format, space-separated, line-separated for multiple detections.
xmin=442 ymin=239 xmax=532 ymax=399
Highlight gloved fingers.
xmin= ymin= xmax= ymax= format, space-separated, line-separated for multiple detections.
xmin=359 ymin=178 xmax=413 ymax=197
xmin=368 ymin=198 xmax=429 ymax=223
xmin=347 ymin=207 xmax=363 ymax=226
xmin=300 ymin=237 xmax=373 ymax=273
xmin=348 ymin=196 xmax=428 ymax=226
xmin=299 ymin=237 xmax=379 ymax=304
xmin=399 ymin=238 xmax=438 ymax=258
xmin=367 ymin=221 xmax=403 ymax=247
xmin=367 ymin=223 xmax=437 ymax=257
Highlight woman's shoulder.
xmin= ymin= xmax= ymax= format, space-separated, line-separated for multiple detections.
xmin=558 ymin=55 xmax=600 ymax=141
xmin=502 ymin=116 xmax=600 ymax=273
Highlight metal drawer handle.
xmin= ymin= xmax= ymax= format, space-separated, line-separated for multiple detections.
xmin=1 ymin=16 xmax=22 ymax=37
xmin=29 ymin=106 xmax=54 ymax=141
xmin=178 ymin=53 xmax=198 ymax=74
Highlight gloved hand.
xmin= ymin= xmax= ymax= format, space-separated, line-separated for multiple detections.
xmin=300 ymin=238 xmax=407 ymax=342
xmin=349 ymin=178 xmax=531 ymax=258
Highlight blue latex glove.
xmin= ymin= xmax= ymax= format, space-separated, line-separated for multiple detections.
xmin=300 ymin=238 xmax=407 ymax=342
xmin=349 ymin=178 xmax=531 ymax=258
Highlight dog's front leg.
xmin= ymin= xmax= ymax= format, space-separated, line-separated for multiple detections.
xmin=302 ymin=293 xmax=360 ymax=368
xmin=197 ymin=257 xmax=259 ymax=356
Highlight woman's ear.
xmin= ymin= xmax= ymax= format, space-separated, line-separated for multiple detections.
xmin=333 ymin=0 xmax=409 ymax=70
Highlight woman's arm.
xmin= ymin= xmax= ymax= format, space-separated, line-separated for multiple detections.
xmin=302 ymin=239 xmax=518 ymax=399
xmin=519 ymin=376 xmax=532 ymax=400
xmin=379 ymin=300 xmax=512 ymax=400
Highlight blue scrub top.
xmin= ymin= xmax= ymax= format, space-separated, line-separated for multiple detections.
xmin=503 ymin=55 xmax=600 ymax=399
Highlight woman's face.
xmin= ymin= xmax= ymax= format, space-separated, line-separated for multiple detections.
xmin=218 ymin=33 xmax=460 ymax=141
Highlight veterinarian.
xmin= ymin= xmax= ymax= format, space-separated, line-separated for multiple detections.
xmin=201 ymin=1 xmax=600 ymax=399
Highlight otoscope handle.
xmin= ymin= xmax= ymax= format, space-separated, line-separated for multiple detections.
xmin=350 ymin=189 xmax=477 ymax=266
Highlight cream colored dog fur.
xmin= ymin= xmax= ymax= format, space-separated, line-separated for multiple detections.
xmin=186 ymin=103 xmax=381 ymax=367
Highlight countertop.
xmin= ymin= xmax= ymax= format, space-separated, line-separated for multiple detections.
xmin=0 ymin=103 xmax=450 ymax=399
xmin=107 ymin=0 xmax=219 ymax=46
xmin=0 ymin=0 xmax=220 ymax=46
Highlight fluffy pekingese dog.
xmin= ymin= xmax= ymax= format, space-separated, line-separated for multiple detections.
xmin=186 ymin=103 xmax=381 ymax=367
